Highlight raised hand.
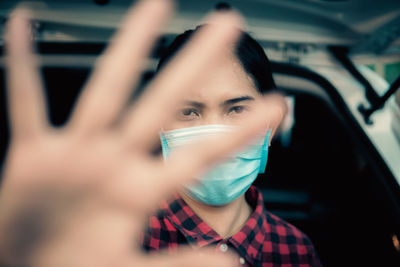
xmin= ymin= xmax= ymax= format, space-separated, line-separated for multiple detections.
xmin=0 ymin=1 xmax=284 ymax=266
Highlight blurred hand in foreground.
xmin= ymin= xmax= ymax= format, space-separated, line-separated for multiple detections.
xmin=0 ymin=0 xmax=285 ymax=266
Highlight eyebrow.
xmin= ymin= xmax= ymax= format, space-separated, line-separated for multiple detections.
xmin=183 ymin=101 xmax=205 ymax=109
xmin=183 ymin=96 xmax=255 ymax=108
xmin=222 ymin=96 xmax=255 ymax=106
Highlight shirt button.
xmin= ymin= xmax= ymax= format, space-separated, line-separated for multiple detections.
xmin=239 ymin=257 xmax=245 ymax=265
xmin=219 ymin=243 xmax=228 ymax=252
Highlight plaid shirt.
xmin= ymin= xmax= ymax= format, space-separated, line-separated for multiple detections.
xmin=141 ymin=186 xmax=322 ymax=267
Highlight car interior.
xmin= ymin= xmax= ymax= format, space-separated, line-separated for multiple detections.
xmin=0 ymin=39 xmax=399 ymax=267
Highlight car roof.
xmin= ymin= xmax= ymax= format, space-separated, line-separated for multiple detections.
xmin=0 ymin=0 xmax=399 ymax=52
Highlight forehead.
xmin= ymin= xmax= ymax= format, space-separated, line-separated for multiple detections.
xmin=184 ymin=55 xmax=260 ymax=101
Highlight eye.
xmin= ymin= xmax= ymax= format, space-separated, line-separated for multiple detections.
xmin=228 ymin=106 xmax=245 ymax=115
xmin=182 ymin=108 xmax=198 ymax=116
xmin=178 ymin=108 xmax=200 ymax=120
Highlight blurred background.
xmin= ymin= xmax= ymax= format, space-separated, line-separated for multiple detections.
xmin=0 ymin=1 xmax=399 ymax=266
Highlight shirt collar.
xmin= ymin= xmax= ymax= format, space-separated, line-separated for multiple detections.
xmin=161 ymin=186 xmax=267 ymax=265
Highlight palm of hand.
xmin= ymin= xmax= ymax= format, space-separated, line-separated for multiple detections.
xmin=0 ymin=1 xmax=282 ymax=266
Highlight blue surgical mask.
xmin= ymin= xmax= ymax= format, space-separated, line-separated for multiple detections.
xmin=160 ymin=124 xmax=271 ymax=206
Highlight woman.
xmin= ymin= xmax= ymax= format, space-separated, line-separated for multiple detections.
xmin=142 ymin=27 xmax=322 ymax=266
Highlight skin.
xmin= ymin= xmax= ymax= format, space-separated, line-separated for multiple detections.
xmin=165 ymin=56 xmax=260 ymax=130
xmin=0 ymin=0 xmax=285 ymax=266
xmin=165 ymin=55 xmax=262 ymax=238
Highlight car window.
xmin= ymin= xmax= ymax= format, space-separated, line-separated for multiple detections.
xmin=365 ymin=61 xmax=400 ymax=84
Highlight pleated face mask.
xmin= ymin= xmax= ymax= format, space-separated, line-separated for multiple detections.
xmin=160 ymin=124 xmax=271 ymax=206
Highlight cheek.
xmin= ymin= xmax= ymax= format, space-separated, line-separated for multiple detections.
xmin=162 ymin=120 xmax=196 ymax=131
xmin=225 ymin=113 xmax=250 ymax=125
xmin=162 ymin=120 xmax=178 ymax=131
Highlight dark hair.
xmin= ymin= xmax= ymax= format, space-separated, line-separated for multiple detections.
xmin=157 ymin=26 xmax=276 ymax=93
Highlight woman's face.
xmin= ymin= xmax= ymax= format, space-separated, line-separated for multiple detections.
xmin=164 ymin=56 xmax=262 ymax=131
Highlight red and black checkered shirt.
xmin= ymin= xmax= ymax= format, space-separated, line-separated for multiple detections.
xmin=141 ymin=186 xmax=322 ymax=267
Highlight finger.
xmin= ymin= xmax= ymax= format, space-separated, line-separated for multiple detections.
xmin=69 ymin=0 xmax=173 ymax=134
xmin=120 ymin=12 xmax=243 ymax=151
xmin=5 ymin=9 xmax=48 ymax=140
xmin=155 ymin=97 xmax=280 ymax=195
xmin=264 ymin=94 xmax=286 ymax=145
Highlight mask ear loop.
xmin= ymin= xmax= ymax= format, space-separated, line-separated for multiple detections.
xmin=258 ymin=129 xmax=272 ymax=174
xmin=159 ymin=129 xmax=170 ymax=161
